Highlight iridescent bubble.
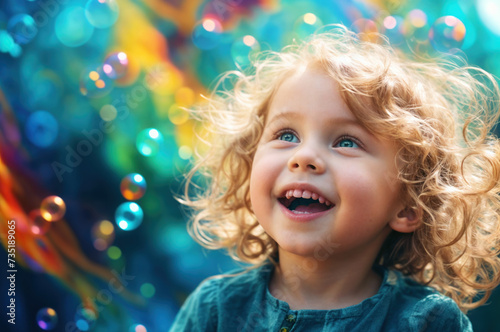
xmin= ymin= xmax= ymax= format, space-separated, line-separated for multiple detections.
xmin=120 ymin=173 xmax=147 ymax=200
xmin=55 ymin=6 xmax=94 ymax=47
xmin=231 ymin=35 xmax=260 ymax=67
xmin=192 ymin=18 xmax=222 ymax=50
xmin=40 ymin=196 xmax=66 ymax=222
xmin=28 ymin=209 xmax=51 ymax=235
xmin=115 ymin=202 xmax=144 ymax=231
xmin=429 ymin=16 xmax=466 ymax=53
xmin=293 ymin=13 xmax=324 ymax=40
xmin=80 ymin=65 xmax=114 ymax=98
xmin=74 ymin=307 xmax=96 ymax=331
xmin=103 ymin=52 xmax=128 ymax=79
xmin=136 ymin=128 xmax=164 ymax=157
xmin=25 ymin=110 xmax=58 ymax=148
xmin=7 ymin=14 xmax=37 ymax=44
xmin=351 ymin=19 xmax=379 ymax=42
xmin=36 ymin=307 xmax=58 ymax=330
xmin=404 ymin=9 xmax=429 ymax=42
xmin=383 ymin=15 xmax=405 ymax=45
xmin=91 ymin=220 xmax=115 ymax=251
xmin=85 ymin=0 xmax=119 ymax=29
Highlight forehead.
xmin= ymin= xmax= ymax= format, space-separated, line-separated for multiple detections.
xmin=267 ymin=65 xmax=357 ymax=124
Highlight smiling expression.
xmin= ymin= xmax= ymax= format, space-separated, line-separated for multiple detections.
xmin=249 ymin=65 xmax=406 ymax=258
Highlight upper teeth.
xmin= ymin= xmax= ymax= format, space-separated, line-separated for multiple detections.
xmin=285 ymin=189 xmax=332 ymax=206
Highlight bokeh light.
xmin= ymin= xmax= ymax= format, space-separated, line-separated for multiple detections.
xmin=107 ymin=245 xmax=122 ymax=259
xmin=55 ymin=6 xmax=94 ymax=47
xmin=429 ymin=16 xmax=466 ymax=52
xmin=478 ymin=0 xmax=500 ymax=35
xmin=404 ymin=9 xmax=429 ymax=42
xmin=115 ymin=202 xmax=144 ymax=231
xmin=40 ymin=195 xmax=66 ymax=222
xmin=120 ymin=173 xmax=147 ymax=200
xmin=7 ymin=14 xmax=37 ymax=44
xmin=85 ymin=0 xmax=119 ymax=29
xmin=100 ymin=104 xmax=118 ymax=121
xmin=25 ymin=110 xmax=59 ymax=148
xmin=130 ymin=324 xmax=148 ymax=332
xmin=168 ymin=104 xmax=190 ymax=125
xmin=136 ymin=128 xmax=164 ymax=157
xmin=140 ymin=283 xmax=156 ymax=298
xmin=36 ymin=307 xmax=58 ymax=330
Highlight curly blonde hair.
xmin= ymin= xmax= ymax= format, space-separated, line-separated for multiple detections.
xmin=181 ymin=26 xmax=500 ymax=312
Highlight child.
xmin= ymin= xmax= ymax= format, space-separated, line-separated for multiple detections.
xmin=171 ymin=25 xmax=500 ymax=331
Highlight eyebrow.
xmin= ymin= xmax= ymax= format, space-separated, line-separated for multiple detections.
xmin=266 ymin=110 xmax=363 ymax=128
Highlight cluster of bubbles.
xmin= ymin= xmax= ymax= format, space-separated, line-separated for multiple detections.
xmin=91 ymin=219 xmax=115 ymax=251
xmin=55 ymin=0 xmax=118 ymax=47
xmin=114 ymin=173 xmax=147 ymax=231
xmin=80 ymin=52 xmax=130 ymax=98
xmin=28 ymin=196 xmax=66 ymax=236
xmin=74 ymin=307 xmax=97 ymax=331
xmin=343 ymin=11 xmax=466 ymax=53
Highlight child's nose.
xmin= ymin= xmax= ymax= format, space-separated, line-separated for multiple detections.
xmin=287 ymin=143 xmax=326 ymax=173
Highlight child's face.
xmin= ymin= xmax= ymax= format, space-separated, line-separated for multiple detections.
xmin=249 ymin=66 xmax=405 ymax=258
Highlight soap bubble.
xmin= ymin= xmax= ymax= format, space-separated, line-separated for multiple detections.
xmin=55 ymin=6 xmax=94 ymax=47
xmin=7 ymin=14 xmax=37 ymax=44
xmin=192 ymin=18 xmax=222 ymax=50
xmin=25 ymin=110 xmax=58 ymax=148
xmin=74 ymin=307 xmax=96 ymax=331
xmin=40 ymin=196 xmax=66 ymax=222
xmin=36 ymin=307 xmax=58 ymax=330
xmin=85 ymin=0 xmax=119 ymax=29
xmin=28 ymin=209 xmax=51 ymax=235
xmin=351 ymin=19 xmax=379 ymax=42
xmin=103 ymin=52 xmax=128 ymax=79
xmin=115 ymin=202 xmax=144 ymax=231
xmin=429 ymin=16 xmax=465 ymax=53
xmin=80 ymin=65 xmax=114 ymax=98
xmin=404 ymin=9 xmax=429 ymax=41
xmin=92 ymin=220 xmax=115 ymax=251
xmin=120 ymin=173 xmax=147 ymax=200
xmin=383 ymin=15 xmax=405 ymax=45
xmin=136 ymin=128 xmax=164 ymax=157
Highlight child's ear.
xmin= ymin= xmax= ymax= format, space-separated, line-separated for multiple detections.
xmin=389 ymin=207 xmax=421 ymax=233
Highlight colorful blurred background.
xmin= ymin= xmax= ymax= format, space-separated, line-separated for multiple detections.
xmin=1 ymin=0 xmax=500 ymax=331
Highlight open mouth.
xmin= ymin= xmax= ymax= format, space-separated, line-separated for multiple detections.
xmin=278 ymin=195 xmax=334 ymax=214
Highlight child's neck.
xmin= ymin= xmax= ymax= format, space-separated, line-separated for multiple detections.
xmin=269 ymin=250 xmax=382 ymax=310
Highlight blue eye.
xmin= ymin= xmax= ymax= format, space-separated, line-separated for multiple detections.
xmin=336 ymin=137 xmax=359 ymax=148
xmin=278 ymin=132 xmax=299 ymax=143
